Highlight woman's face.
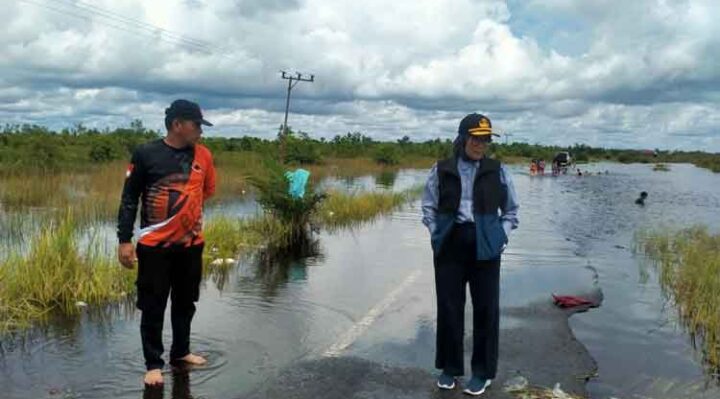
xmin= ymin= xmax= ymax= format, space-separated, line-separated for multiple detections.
xmin=465 ymin=136 xmax=489 ymax=160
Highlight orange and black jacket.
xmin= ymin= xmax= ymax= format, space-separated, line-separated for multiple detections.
xmin=117 ymin=139 xmax=216 ymax=247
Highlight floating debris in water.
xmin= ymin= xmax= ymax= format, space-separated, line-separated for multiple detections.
xmin=75 ymin=301 xmax=88 ymax=308
xmin=210 ymin=258 xmax=236 ymax=266
xmin=552 ymin=383 xmax=571 ymax=399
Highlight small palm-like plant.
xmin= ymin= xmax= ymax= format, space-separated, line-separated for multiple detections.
xmin=246 ymin=158 xmax=326 ymax=248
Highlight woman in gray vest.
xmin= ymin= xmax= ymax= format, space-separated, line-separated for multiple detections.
xmin=421 ymin=113 xmax=519 ymax=396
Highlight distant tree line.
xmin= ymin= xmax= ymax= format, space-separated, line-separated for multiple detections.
xmin=1 ymin=122 xmax=718 ymax=173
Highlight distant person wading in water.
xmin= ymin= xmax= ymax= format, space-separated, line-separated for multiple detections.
xmin=117 ymin=100 xmax=216 ymax=386
xmin=422 ymin=114 xmax=519 ymax=396
xmin=635 ymin=191 xmax=648 ymax=205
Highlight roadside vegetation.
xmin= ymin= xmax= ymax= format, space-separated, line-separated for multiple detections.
xmin=636 ymin=227 xmax=720 ymax=374
xmin=0 ymin=213 xmax=134 ymax=331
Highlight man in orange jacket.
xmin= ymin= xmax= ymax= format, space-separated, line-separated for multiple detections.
xmin=117 ymin=99 xmax=216 ymax=386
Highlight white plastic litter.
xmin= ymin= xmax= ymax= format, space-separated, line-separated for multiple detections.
xmin=210 ymin=258 xmax=236 ymax=266
xmin=503 ymin=376 xmax=529 ymax=393
xmin=551 ymin=383 xmax=571 ymax=399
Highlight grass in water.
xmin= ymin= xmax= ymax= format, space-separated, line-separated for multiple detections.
xmin=304 ymin=156 xmax=435 ymax=178
xmin=653 ymin=163 xmax=671 ymax=172
xmin=0 ymin=213 xmax=135 ymax=332
xmin=0 ymin=158 xmax=256 ymax=222
xmin=319 ymin=188 xmax=420 ymax=230
xmin=637 ymin=226 xmax=720 ymax=374
xmin=203 ymin=187 xmax=421 ymax=265
xmin=204 ymin=215 xmax=291 ymax=263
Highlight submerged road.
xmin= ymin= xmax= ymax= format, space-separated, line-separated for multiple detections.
xmin=238 ymin=198 xmax=599 ymax=399
xmin=4 ymin=165 xmax=720 ymax=399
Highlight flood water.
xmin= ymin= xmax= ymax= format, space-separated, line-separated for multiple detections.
xmin=1 ymin=163 xmax=719 ymax=399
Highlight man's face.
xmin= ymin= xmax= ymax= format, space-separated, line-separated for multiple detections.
xmin=173 ymin=118 xmax=203 ymax=146
xmin=464 ymin=135 xmax=489 ymax=160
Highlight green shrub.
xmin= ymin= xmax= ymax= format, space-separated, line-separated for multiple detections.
xmin=89 ymin=139 xmax=124 ymax=162
xmin=285 ymin=136 xmax=322 ymax=164
xmin=246 ymin=158 xmax=326 ymax=246
xmin=374 ymin=145 xmax=400 ymax=165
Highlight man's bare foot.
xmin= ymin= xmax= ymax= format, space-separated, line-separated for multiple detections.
xmin=178 ymin=353 xmax=207 ymax=366
xmin=144 ymin=369 xmax=164 ymax=386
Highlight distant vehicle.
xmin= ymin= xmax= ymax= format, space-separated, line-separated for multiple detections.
xmin=552 ymin=152 xmax=572 ymax=175
xmin=642 ymin=149 xmax=659 ymax=157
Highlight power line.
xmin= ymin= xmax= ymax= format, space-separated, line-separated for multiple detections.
xmin=18 ymin=0 xmax=213 ymax=54
xmin=17 ymin=0 xmax=228 ymax=56
xmin=47 ymin=0 xmax=213 ymax=50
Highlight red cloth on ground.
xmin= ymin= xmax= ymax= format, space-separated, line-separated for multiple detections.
xmin=552 ymin=294 xmax=595 ymax=308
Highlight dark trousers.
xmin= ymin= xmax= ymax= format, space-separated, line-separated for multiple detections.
xmin=136 ymin=243 xmax=204 ymax=371
xmin=434 ymin=223 xmax=500 ymax=378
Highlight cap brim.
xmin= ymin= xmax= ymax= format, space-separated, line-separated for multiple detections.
xmin=469 ymin=131 xmax=500 ymax=137
xmin=198 ymin=118 xmax=213 ymax=127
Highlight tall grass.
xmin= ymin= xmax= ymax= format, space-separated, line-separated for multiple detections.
xmin=0 ymin=157 xmax=256 ymax=221
xmin=0 ymin=161 xmax=127 ymax=221
xmin=204 ymin=215 xmax=290 ymax=263
xmin=695 ymin=158 xmax=720 ymax=173
xmin=0 ymin=213 xmax=135 ymax=332
xmin=304 ymin=157 xmax=435 ymax=178
xmin=637 ymin=227 xmax=720 ymax=374
xmin=319 ymin=188 xmax=420 ymax=230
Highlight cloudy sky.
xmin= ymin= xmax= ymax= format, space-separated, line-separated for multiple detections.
xmin=2 ymin=0 xmax=719 ymax=150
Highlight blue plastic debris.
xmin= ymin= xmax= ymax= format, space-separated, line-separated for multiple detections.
xmin=285 ymin=169 xmax=310 ymax=199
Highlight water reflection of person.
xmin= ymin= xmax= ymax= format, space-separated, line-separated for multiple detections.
xmin=421 ymin=114 xmax=519 ymax=396
xmin=117 ymin=100 xmax=216 ymax=386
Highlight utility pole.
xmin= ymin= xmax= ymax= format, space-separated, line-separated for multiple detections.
xmin=279 ymin=71 xmax=314 ymax=162
xmin=504 ymin=132 xmax=513 ymax=145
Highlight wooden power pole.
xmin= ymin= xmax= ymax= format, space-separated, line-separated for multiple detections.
xmin=279 ymin=71 xmax=314 ymax=161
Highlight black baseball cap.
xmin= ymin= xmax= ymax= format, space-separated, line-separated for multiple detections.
xmin=165 ymin=99 xmax=213 ymax=126
xmin=458 ymin=113 xmax=500 ymax=139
